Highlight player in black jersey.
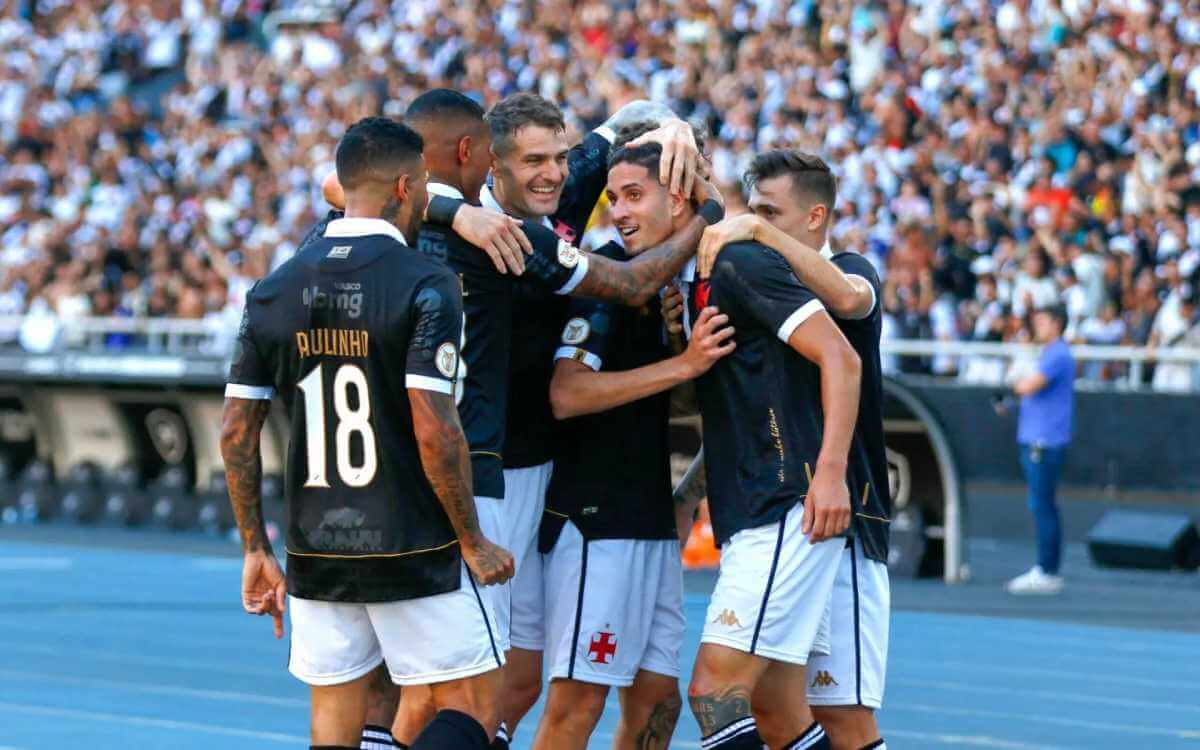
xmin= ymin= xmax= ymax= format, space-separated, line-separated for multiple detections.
xmin=222 ymin=118 xmax=514 ymax=750
xmin=661 ymin=168 xmax=862 ymax=748
xmin=530 ymin=124 xmax=736 ymax=750
xmin=693 ymin=151 xmax=891 ymax=750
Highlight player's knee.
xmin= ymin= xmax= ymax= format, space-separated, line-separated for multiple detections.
xmin=812 ymin=706 xmax=877 ymax=749
xmin=544 ymin=683 xmax=607 ymax=731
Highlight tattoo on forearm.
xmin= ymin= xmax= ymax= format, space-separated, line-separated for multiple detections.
xmin=578 ymin=216 xmax=705 ymax=305
xmin=634 ymin=692 xmax=682 ymax=750
xmin=221 ymin=398 xmax=271 ymax=553
xmin=675 ymin=449 xmax=706 ymax=506
xmin=688 ymin=683 xmax=753 ymax=737
xmin=410 ymin=390 xmax=480 ymax=544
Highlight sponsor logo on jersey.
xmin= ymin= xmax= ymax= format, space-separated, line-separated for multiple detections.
xmin=435 ymin=342 xmax=458 ymax=378
xmin=810 ymin=670 xmax=839 ymax=689
xmin=710 ymin=609 xmax=742 ymax=628
xmin=327 ymin=245 xmax=352 ymax=259
xmin=309 ymin=506 xmax=384 ymax=552
xmin=302 ymin=284 xmax=363 ymax=319
xmin=562 ymin=317 xmax=590 ymax=345
xmin=557 ymin=240 xmax=580 ymax=269
xmin=588 ymin=631 xmax=618 ymax=664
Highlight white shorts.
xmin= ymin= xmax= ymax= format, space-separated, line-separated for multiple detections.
xmin=505 ymin=461 xmax=553 ymax=651
xmin=807 ymin=537 xmax=890 ymax=709
xmin=287 ymin=562 xmax=505 ymax=687
xmin=474 ymin=494 xmax=512 ymax=653
xmin=702 ymin=506 xmax=841 ymax=665
xmin=544 ymin=520 xmax=685 ymax=688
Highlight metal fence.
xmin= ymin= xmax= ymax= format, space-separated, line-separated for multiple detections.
xmin=1 ymin=315 xmax=1198 ymax=392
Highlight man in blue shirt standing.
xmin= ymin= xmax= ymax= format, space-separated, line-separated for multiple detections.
xmin=1007 ymin=305 xmax=1075 ymax=595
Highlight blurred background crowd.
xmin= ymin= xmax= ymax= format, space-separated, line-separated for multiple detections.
xmin=1 ymin=0 xmax=1199 ymax=388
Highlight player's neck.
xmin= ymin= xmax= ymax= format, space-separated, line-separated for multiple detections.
xmin=342 ymin=202 xmax=389 ymax=221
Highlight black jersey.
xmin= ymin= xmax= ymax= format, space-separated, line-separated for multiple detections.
xmin=542 ymin=242 xmax=676 ymax=547
xmin=496 ymin=131 xmax=612 ymax=469
xmin=830 ymin=252 xmax=891 ymax=563
xmin=226 ymin=217 xmax=465 ymax=603
xmin=417 ymin=182 xmax=587 ymax=499
xmin=687 ymin=241 xmax=858 ymax=546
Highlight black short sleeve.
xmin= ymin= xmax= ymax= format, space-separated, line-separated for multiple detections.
xmin=554 ymin=297 xmax=616 ymax=372
xmin=548 ymin=131 xmax=612 ymax=245
xmin=405 ymin=270 xmax=465 ymax=396
xmin=831 ymin=252 xmax=881 ymax=321
xmin=709 ymin=242 xmax=825 ymax=343
xmin=225 ymin=285 xmax=274 ymax=400
xmin=521 ymin=221 xmax=590 ymax=295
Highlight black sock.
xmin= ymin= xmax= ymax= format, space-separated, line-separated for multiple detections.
xmin=490 ymin=721 xmax=510 ymax=749
xmin=361 ymin=724 xmax=398 ymax=749
xmin=860 ymin=740 xmax=886 ymax=750
xmin=783 ymin=721 xmax=830 ymax=749
xmin=700 ymin=716 xmax=762 ymax=749
xmin=409 ymin=709 xmax=489 ymax=750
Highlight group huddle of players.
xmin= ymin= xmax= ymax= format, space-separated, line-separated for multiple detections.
xmin=220 ymin=87 xmax=891 ymax=750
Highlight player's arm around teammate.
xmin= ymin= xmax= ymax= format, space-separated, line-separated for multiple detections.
xmin=697 ymin=212 xmax=874 ymax=320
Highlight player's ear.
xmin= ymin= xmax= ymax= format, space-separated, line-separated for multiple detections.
xmin=668 ymin=187 xmax=688 ymax=218
xmin=458 ymin=136 xmax=472 ymax=166
xmin=808 ymin=204 xmax=828 ymax=233
xmin=394 ymin=173 xmax=410 ymax=202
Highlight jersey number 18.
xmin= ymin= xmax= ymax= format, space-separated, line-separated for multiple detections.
xmin=297 ymin=363 xmax=378 ymax=488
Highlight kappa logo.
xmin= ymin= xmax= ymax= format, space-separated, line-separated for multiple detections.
xmin=435 ymin=342 xmax=458 ymax=378
xmin=588 ymin=631 xmax=618 ymax=664
xmin=557 ymin=240 xmax=580 ymax=269
xmin=695 ymin=280 xmax=712 ymax=309
xmin=710 ymin=609 xmax=742 ymax=628
xmin=562 ymin=317 xmax=590 ymax=345
xmin=810 ymin=670 xmax=839 ymax=689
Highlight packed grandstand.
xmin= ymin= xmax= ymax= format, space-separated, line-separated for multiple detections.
xmin=0 ymin=0 xmax=1198 ymax=389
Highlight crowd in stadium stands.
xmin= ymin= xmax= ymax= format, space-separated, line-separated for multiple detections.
xmin=0 ymin=0 xmax=1198 ymax=388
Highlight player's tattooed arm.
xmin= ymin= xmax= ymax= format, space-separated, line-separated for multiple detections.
xmin=633 ymin=691 xmax=682 ymax=750
xmin=688 ymin=683 xmax=753 ymax=738
xmin=222 ymin=396 xmax=287 ymax=638
xmin=409 ymin=389 xmax=514 ymax=586
xmin=220 ymin=397 xmax=272 ymax=554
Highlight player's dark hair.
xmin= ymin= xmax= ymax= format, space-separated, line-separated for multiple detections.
xmin=336 ymin=116 xmax=424 ymax=190
xmin=485 ymin=93 xmax=565 ymax=156
xmin=608 ymin=119 xmax=708 ymax=174
xmin=405 ymin=88 xmax=485 ymax=124
xmin=745 ymin=149 xmax=837 ymax=211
